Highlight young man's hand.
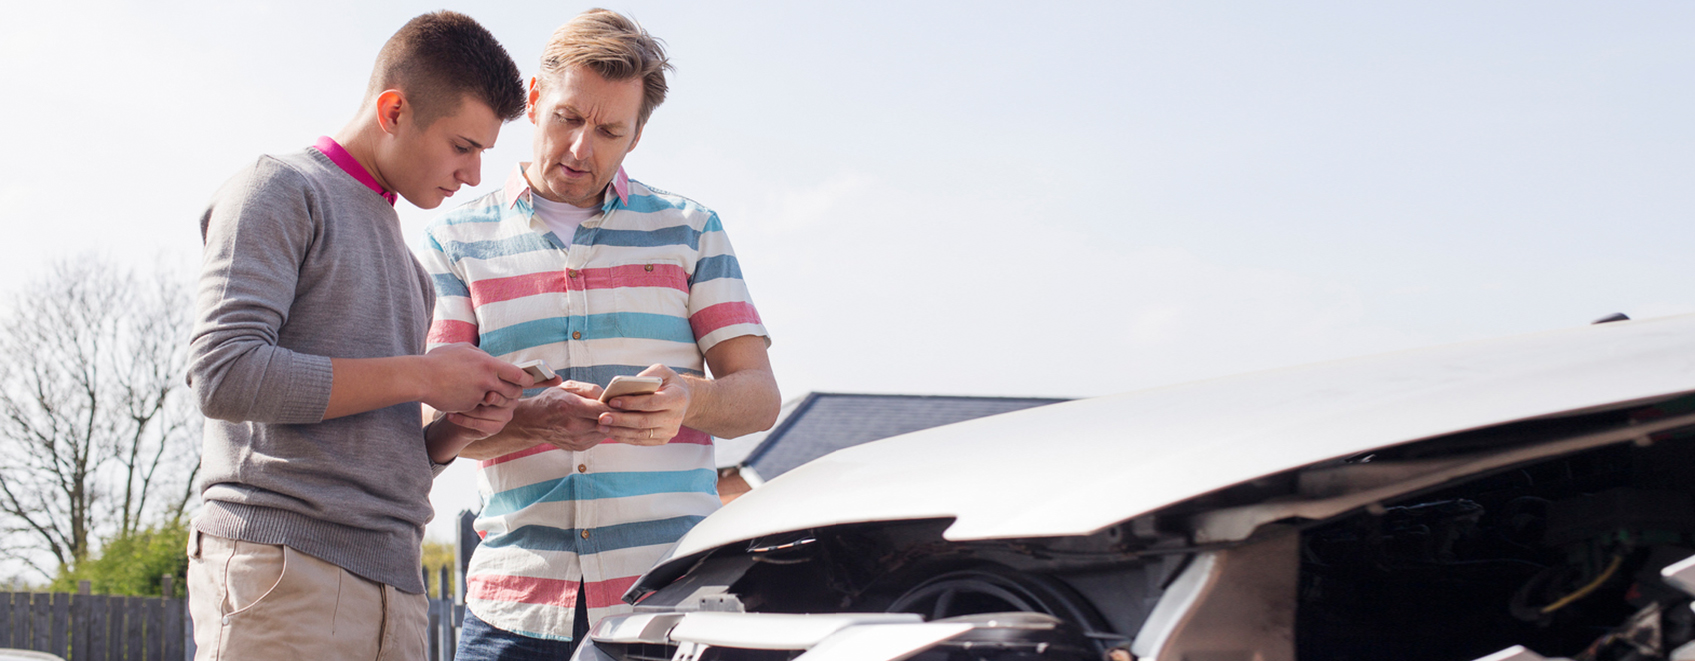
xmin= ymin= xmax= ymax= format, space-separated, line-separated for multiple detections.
xmin=597 ymin=364 xmax=691 ymax=446
xmin=419 ymin=343 xmax=533 ymax=412
xmin=427 ymin=401 xmax=518 ymax=464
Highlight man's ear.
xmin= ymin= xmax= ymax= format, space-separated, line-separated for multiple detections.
xmin=526 ymin=77 xmax=542 ymax=124
xmin=375 ymin=89 xmax=407 ymax=136
xmin=627 ymin=124 xmax=643 ymax=154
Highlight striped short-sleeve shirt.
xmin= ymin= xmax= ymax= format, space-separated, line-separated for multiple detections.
xmin=417 ymin=164 xmax=767 ymax=640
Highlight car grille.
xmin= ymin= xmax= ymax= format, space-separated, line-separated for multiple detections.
xmin=596 ymin=643 xmax=802 ymax=661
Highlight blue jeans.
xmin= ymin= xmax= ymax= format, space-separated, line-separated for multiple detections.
xmin=456 ymin=581 xmax=590 ymax=661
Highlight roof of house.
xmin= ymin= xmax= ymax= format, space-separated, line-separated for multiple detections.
xmin=719 ymin=392 xmax=1071 ymax=481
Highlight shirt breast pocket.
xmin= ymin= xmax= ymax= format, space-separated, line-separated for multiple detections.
xmin=603 ymin=259 xmax=693 ymax=344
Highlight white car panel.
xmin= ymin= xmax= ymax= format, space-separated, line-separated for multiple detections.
xmin=666 ymin=611 xmax=923 ymax=649
xmin=670 ymin=315 xmax=1695 ymax=564
xmin=791 ymin=622 xmax=977 ymax=661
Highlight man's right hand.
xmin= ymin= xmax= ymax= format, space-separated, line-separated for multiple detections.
xmin=513 ymin=381 xmax=614 ymax=452
xmin=418 ymin=343 xmax=532 ymax=412
xmin=456 ymin=380 xmax=615 ymax=459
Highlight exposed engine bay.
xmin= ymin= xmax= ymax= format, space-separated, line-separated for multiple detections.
xmin=1299 ymin=429 xmax=1695 ymax=660
xmin=608 ymin=400 xmax=1695 ymax=661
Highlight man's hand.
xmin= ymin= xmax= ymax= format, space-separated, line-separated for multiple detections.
xmin=324 ymin=345 xmax=538 ymax=421
xmin=597 ymin=364 xmax=692 ymax=446
xmin=425 ymin=400 xmax=516 ymax=464
xmin=418 ymin=343 xmax=533 ymax=412
xmin=511 ymin=381 xmax=616 ymax=452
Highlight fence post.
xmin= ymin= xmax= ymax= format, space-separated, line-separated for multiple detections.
xmin=162 ymin=574 xmax=184 ymax=661
xmin=0 ymin=590 xmax=11 ymax=649
xmin=123 ymin=595 xmax=143 ymax=661
xmin=183 ymin=596 xmax=194 ymax=661
xmin=439 ymin=566 xmax=456 ymax=660
xmin=455 ymin=510 xmax=478 ymax=604
xmin=51 ymin=592 xmax=69 ymax=659
xmin=87 ymin=593 xmax=109 ymax=661
xmin=32 ymin=592 xmax=51 ymax=655
xmin=72 ymin=584 xmax=91 ymax=661
xmin=11 ymin=590 xmax=30 ymax=649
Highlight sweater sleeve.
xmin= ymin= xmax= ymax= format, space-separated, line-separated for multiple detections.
xmin=187 ymin=157 xmax=335 ymax=424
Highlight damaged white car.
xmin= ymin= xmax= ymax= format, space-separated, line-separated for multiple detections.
xmin=574 ymin=314 xmax=1695 ymax=661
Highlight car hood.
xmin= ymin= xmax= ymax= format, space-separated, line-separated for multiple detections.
xmin=667 ymin=315 xmax=1695 ymax=566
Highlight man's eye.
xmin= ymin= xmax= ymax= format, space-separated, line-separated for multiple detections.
xmin=454 ymin=145 xmax=471 ymax=154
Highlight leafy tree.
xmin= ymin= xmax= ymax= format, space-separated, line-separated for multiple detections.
xmin=52 ymin=521 xmax=189 ymax=596
xmin=422 ymin=538 xmax=456 ymax=599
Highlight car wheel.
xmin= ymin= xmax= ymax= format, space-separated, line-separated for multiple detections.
xmin=887 ymin=566 xmax=1105 ymax=628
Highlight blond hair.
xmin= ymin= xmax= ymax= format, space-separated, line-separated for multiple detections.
xmin=539 ymin=9 xmax=672 ymax=127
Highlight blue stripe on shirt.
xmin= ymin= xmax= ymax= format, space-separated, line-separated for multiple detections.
xmin=481 ymin=515 xmax=707 ymax=553
xmin=588 ymin=225 xmax=702 ymax=250
xmin=432 ymin=273 xmax=470 ymax=298
xmin=481 ymin=313 xmax=695 ymax=357
xmin=691 ymin=254 xmax=743 ymax=285
xmin=623 ymin=192 xmax=696 ymax=214
xmin=440 ymin=233 xmax=557 ymax=262
xmin=483 ymin=469 xmax=718 ymax=518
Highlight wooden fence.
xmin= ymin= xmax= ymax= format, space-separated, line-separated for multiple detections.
xmin=0 ymin=521 xmax=475 ymax=661
xmin=425 ymin=566 xmax=464 ymax=661
xmin=0 ymin=578 xmax=184 ymax=661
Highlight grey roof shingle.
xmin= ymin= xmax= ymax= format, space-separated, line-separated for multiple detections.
xmin=740 ymin=393 xmax=1070 ymax=480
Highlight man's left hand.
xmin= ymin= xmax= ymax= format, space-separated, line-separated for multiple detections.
xmin=597 ymin=364 xmax=691 ymax=446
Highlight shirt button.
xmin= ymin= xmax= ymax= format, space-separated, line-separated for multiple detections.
xmin=567 ymin=269 xmax=579 ymax=278
xmin=572 ymin=331 xmax=583 ymax=340
xmin=578 ymin=464 xmax=588 ymax=473
xmin=644 ymin=264 xmax=654 ymax=272
xmin=580 ymin=530 xmax=591 ymax=539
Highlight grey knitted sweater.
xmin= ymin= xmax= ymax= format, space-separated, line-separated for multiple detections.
xmin=188 ymin=147 xmax=436 ymax=594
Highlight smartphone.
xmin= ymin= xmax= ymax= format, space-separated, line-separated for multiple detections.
xmin=515 ymin=359 xmax=556 ymax=383
xmin=600 ymin=375 xmax=663 ymax=403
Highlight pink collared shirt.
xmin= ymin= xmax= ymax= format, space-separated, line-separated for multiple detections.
xmin=312 ymin=136 xmax=397 ymax=206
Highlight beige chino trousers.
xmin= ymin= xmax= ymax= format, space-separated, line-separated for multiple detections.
xmin=186 ymin=530 xmax=427 ymax=661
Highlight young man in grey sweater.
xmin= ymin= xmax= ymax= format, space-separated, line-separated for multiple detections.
xmin=186 ymin=12 xmax=545 ymax=660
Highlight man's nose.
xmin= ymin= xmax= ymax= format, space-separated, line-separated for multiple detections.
xmin=461 ymin=152 xmax=482 ymax=187
xmin=569 ymin=129 xmax=592 ymax=161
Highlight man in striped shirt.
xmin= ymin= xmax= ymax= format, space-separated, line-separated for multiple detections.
xmin=417 ymin=10 xmax=780 ymax=659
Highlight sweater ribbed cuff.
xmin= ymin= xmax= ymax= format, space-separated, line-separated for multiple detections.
xmin=278 ymin=353 xmax=334 ymax=423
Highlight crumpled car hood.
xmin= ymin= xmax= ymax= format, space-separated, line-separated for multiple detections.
xmin=666 ymin=315 xmax=1695 ymax=567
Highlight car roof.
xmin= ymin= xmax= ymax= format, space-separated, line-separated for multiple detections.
xmin=666 ymin=314 xmax=1695 ymax=564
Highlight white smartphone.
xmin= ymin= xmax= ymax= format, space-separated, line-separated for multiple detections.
xmin=600 ymin=375 xmax=663 ymax=402
xmin=515 ymin=359 xmax=556 ymax=383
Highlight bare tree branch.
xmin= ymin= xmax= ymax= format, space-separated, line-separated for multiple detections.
xmin=0 ymin=256 xmax=201 ymax=578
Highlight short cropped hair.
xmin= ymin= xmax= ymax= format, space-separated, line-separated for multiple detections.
xmin=367 ymin=11 xmax=527 ymax=126
xmin=539 ymin=9 xmax=673 ymax=127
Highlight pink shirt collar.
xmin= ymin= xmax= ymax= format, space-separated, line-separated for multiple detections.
xmin=312 ymin=136 xmax=397 ymax=206
xmin=503 ymin=163 xmax=630 ymax=210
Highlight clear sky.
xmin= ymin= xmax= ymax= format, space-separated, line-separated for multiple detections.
xmin=3 ymin=1 xmax=1692 ymax=544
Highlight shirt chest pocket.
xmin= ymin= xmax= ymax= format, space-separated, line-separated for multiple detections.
xmin=591 ymin=259 xmax=694 ymax=344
